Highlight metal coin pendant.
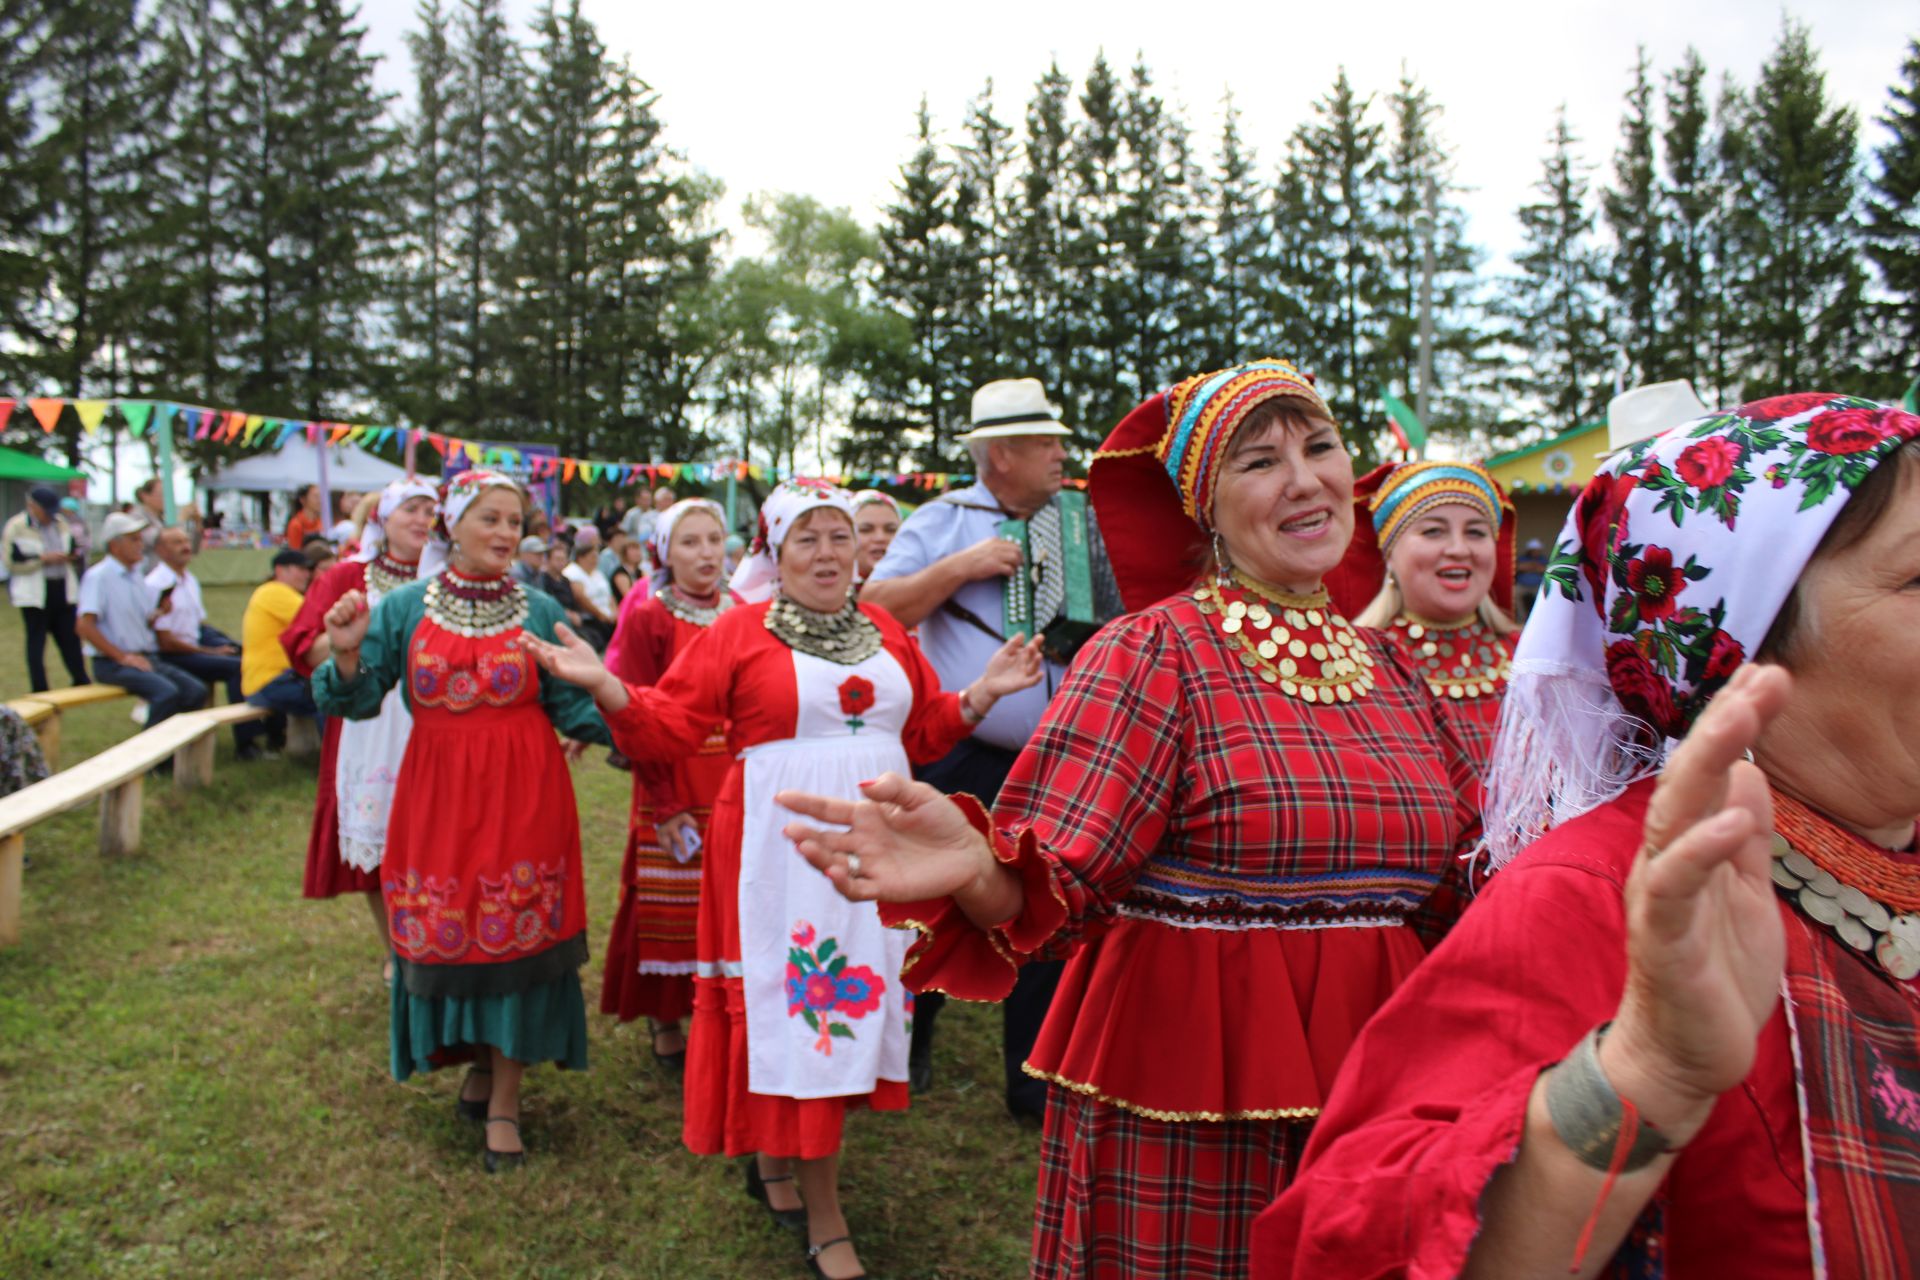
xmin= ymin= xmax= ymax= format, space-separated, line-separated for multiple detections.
xmin=1770 ymin=860 xmax=1805 ymax=891
xmin=1836 ymin=915 xmax=1875 ymax=952
xmin=1880 ymin=935 xmax=1920 ymax=981
xmin=1805 ymin=869 xmax=1841 ymax=899
xmin=1799 ymin=888 xmax=1844 ymax=926
xmin=1781 ymin=850 xmax=1821 ymax=881
xmin=1892 ymin=914 xmax=1920 ymax=949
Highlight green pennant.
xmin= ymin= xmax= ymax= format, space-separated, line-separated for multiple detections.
xmin=120 ymin=400 xmax=154 ymax=436
xmin=1903 ymin=376 xmax=1918 ymax=415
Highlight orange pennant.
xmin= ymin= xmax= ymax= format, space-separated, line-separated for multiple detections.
xmin=563 ymin=459 xmax=578 ymax=483
xmin=328 ymin=424 xmax=351 ymax=446
xmin=29 ymin=397 xmax=63 ymax=434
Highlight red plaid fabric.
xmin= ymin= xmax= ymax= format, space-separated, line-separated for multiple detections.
xmin=1035 ymin=1088 xmax=1306 ymax=1279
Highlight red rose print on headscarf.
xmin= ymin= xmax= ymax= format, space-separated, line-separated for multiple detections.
xmin=1737 ymin=392 xmax=1837 ymax=421
xmin=1674 ymin=437 xmax=1742 ymax=490
xmin=1701 ymin=629 xmax=1746 ymax=682
xmin=1606 ymin=640 xmax=1681 ymax=738
xmin=1573 ymin=471 xmax=1639 ymax=607
xmin=1807 ymin=408 xmax=1900 ymax=456
xmin=1623 ymin=546 xmax=1685 ymax=622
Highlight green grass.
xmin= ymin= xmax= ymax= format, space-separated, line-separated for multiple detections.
xmin=0 ymin=580 xmax=1037 ymax=1279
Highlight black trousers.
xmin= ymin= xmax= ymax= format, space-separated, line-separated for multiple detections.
xmin=914 ymin=736 xmax=1062 ymax=1117
xmin=20 ymin=579 xmax=88 ymax=693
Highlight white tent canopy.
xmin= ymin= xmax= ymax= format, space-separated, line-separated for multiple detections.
xmin=201 ymin=434 xmax=408 ymax=492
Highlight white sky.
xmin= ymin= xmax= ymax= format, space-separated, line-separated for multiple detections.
xmin=361 ymin=0 xmax=1913 ymax=266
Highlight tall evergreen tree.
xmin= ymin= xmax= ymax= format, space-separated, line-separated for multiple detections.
xmin=390 ymin=0 xmax=461 ymax=437
xmin=1658 ymin=49 xmax=1725 ymax=399
xmin=1722 ymin=20 xmax=1866 ymax=394
xmin=1206 ymin=96 xmax=1275 ymax=364
xmin=1006 ymin=62 xmax=1077 ymax=438
xmin=951 ymin=81 xmax=1017 ymax=402
xmin=1603 ymin=48 xmax=1664 ymax=387
xmin=1865 ymin=34 xmax=1920 ymax=386
xmin=1499 ymin=107 xmax=1612 ymax=431
xmin=869 ymin=99 xmax=957 ymax=465
xmin=0 ymin=0 xmax=49 ymax=402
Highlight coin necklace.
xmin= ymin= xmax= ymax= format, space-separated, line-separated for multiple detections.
xmin=365 ymin=551 xmax=419 ymax=601
xmin=1387 ymin=613 xmax=1511 ymax=701
xmin=765 ymin=590 xmax=883 ymax=665
xmin=1767 ymin=788 xmax=1920 ymax=981
xmin=1193 ymin=571 xmax=1374 ymax=704
xmin=657 ymin=582 xmax=733 ymax=628
xmin=425 ymin=569 xmax=529 ymax=638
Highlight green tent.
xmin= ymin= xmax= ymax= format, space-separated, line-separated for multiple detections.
xmin=0 ymin=445 xmax=85 ymax=482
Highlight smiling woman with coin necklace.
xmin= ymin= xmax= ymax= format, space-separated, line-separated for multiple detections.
xmin=774 ymin=359 xmax=1487 ymax=1279
xmin=1255 ymin=399 xmax=1920 ymax=1279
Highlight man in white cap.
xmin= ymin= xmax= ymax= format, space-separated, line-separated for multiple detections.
xmin=75 ymin=511 xmax=209 ymax=730
xmin=861 ymin=376 xmax=1122 ymax=1118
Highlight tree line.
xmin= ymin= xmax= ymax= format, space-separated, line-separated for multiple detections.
xmin=1 ymin=1 xmax=1914 ymax=482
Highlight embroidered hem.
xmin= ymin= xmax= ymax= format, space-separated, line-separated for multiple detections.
xmin=1020 ymin=1063 xmax=1322 ymax=1123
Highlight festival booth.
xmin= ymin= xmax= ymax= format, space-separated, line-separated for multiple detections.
xmin=201 ymin=434 xmax=410 ymax=543
xmin=0 ymin=446 xmax=87 ymax=527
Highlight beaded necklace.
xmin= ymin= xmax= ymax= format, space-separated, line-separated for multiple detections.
xmin=765 ymin=591 xmax=883 ymax=665
xmin=657 ymin=582 xmax=732 ymax=628
xmin=365 ymin=552 xmax=419 ymax=600
xmin=424 ymin=568 xmax=529 ymax=638
xmin=1193 ymin=571 xmax=1375 ymax=704
xmin=1387 ymin=612 xmax=1512 ymax=701
xmin=1768 ymin=787 xmax=1920 ymax=980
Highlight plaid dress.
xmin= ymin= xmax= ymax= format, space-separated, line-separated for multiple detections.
xmin=885 ymin=592 xmax=1480 ymax=1278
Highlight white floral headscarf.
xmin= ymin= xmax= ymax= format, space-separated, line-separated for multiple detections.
xmin=727 ymin=479 xmax=856 ymax=604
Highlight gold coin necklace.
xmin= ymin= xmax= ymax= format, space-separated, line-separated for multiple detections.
xmin=1194 ymin=571 xmax=1374 ymax=704
xmin=1387 ymin=612 xmax=1512 ymax=701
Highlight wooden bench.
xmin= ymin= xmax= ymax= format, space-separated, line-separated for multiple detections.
xmin=5 ymin=684 xmax=131 ymax=766
xmin=0 ymin=701 xmax=273 ymax=946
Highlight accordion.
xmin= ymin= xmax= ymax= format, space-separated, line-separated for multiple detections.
xmin=1000 ymin=490 xmax=1100 ymax=666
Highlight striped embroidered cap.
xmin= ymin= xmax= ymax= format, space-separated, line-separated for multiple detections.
xmin=1368 ymin=460 xmax=1504 ymax=559
xmin=1157 ymin=358 xmax=1332 ymax=530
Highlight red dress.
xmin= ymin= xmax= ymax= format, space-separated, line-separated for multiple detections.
xmin=1251 ymin=781 xmax=1815 ymax=1279
xmin=879 ymin=591 xmax=1481 ymax=1279
xmin=601 ymin=601 xmax=970 ymax=1160
xmin=284 ymin=558 xmax=375 ymax=898
xmin=600 ymin=588 xmax=738 ymax=1024
xmin=1375 ymin=614 xmax=1517 ymax=772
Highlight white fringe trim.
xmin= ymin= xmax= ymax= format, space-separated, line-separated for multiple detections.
xmin=1477 ymin=658 xmax=1670 ymax=874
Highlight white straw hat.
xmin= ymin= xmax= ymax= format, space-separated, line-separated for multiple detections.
xmin=958 ymin=378 xmax=1072 ymax=441
xmin=1602 ymin=380 xmax=1711 ymax=457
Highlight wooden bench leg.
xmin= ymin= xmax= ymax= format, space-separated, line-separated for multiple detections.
xmin=175 ymin=732 xmax=215 ymax=790
xmin=0 ymin=833 xmax=21 ymax=947
xmin=99 ymin=776 xmax=143 ymax=857
xmin=33 ymin=713 xmax=60 ymax=770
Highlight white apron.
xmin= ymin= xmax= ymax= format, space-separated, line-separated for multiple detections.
xmin=335 ymin=577 xmax=415 ymax=872
xmin=737 ymin=645 xmax=916 ymax=1101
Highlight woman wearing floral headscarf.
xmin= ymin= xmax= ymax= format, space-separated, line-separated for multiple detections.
xmin=312 ymin=471 xmax=613 ymax=1172
xmin=521 ymin=479 xmax=1043 ymax=1280
xmin=1253 ymin=394 xmax=1920 ymax=1278
xmin=776 ymin=360 xmax=1484 ymax=1278
xmin=600 ymin=497 xmax=738 ymax=1072
xmin=282 ymin=476 xmax=438 ymax=970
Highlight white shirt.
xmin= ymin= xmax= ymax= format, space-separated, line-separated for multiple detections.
xmin=562 ymin=562 xmax=614 ymax=616
xmin=144 ymin=563 xmax=207 ymax=643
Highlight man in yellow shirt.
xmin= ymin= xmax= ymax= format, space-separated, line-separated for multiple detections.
xmin=243 ymin=549 xmax=320 ymax=735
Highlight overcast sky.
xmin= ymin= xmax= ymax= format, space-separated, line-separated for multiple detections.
xmin=358 ymin=0 xmax=1913 ymax=267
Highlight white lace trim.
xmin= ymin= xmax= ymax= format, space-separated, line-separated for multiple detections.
xmin=340 ymin=836 xmax=385 ymax=873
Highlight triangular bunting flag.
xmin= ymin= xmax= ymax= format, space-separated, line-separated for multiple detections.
xmin=0 ymin=398 xmax=14 ymax=429
xmin=223 ymin=410 xmax=245 ymax=441
xmin=29 ymin=398 xmax=64 ymax=434
xmin=243 ymin=414 xmax=265 ymax=445
xmin=328 ymin=425 xmax=351 ymax=446
xmin=193 ymin=411 xmax=213 ymax=440
xmin=428 ymin=434 xmax=449 ymax=458
xmin=74 ymin=399 xmax=109 ymax=434
xmin=121 ymin=401 xmax=154 ymax=437
xmin=563 ymin=459 xmax=578 ymax=483
xmin=463 ymin=443 xmax=480 ymax=465
xmin=581 ymin=462 xmax=598 ymax=484
xmin=150 ymin=403 xmax=177 ymax=436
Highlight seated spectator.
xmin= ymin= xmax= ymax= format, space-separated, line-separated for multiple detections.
xmin=75 ymin=512 xmax=209 ymax=729
xmin=597 ymin=527 xmax=630 ymax=581
xmin=512 ymin=535 xmax=546 ymax=586
xmin=148 ymin=526 xmax=267 ymax=758
xmin=562 ymin=530 xmax=617 ymax=649
xmin=243 ymin=549 xmax=321 ymax=735
xmin=134 ymin=477 xmax=201 ymax=570
xmin=609 ymin=532 xmax=648 ymax=604
xmin=534 ymin=539 xmax=581 ymax=626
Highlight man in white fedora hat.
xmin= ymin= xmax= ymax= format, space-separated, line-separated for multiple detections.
xmin=861 ymin=376 xmax=1122 ymax=1116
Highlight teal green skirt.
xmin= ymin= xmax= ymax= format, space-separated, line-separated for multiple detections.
xmin=389 ymin=970 xmax=590 ymax=1082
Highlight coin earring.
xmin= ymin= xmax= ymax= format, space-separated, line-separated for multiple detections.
xmin=1212 ymin=531 xmax=1232 ymax=591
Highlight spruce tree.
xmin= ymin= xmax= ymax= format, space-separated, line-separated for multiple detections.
xmin=869 ymin=99 xmax=957 ymax=465
xmin=1206 ymin=97 xmax=1274 ymax=364
xmin=1007 ymin=63 xmax=1077 ymax=434
xmin=1658 ymin=49 xmax=1724 ymax=400
xmin=1603 ymin=48 xmax=1664 ymax=387
xmin=0 ymin=0 xmax=49 ymax=399
xmin=391 ymin=0 xmax=461 ymax=436
xmin=1865 ymin=34 xmax=1920 ymax=384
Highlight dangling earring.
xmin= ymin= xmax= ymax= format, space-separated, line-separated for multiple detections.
xmin=1212 ymin=530 xmax=1233 ymax=591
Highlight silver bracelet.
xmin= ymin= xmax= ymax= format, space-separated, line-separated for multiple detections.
xmin=1543 ymin=1023 xmax=1683 ymax=1174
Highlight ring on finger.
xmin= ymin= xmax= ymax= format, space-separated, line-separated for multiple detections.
xmin=847 ymin=853 xmax=862 ymax=879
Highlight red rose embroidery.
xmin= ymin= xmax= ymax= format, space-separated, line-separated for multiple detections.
xmin=1623 ymin=546 xmax=1685 ymax=622
xmin=1737 ymin=392 xmax=1836 ymax=421
xmin=838 ymin=674 xmax=875 ymax=731
xmin=1573 ymin=472 xmax=1639 ymax=607
xmin=1674 ymin=437 xmax=1741 ymax=490
xmin=1701 ymin=629 xmax=1746 ymax=682
xmin=1806 ymin=408 xmax=1899 ymax=456
xmin=1606 ymin=640 xmax=1681 ymax=738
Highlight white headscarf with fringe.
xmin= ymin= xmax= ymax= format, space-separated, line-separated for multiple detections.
xmin=727 ymin=480 xmax=857 ymax=604
xmin=352 ymin=478 xmax=439 ymax=564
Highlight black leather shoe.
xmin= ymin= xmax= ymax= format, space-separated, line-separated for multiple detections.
xmin=454 ymin=1066 xmax=491 ymax=1123
xmin=483 ymin=1116 xmax=525 ymax=1173
xmin=744 ymin=1158 xmax=806 ymax=1231
xmin=805 ymin=1235 xmax=868 ymax=1280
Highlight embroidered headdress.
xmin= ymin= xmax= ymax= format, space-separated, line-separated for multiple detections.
xmin=727 ymin=479 xmax=857 ymax=603
xmin=1482 ymin=392 xmax=1920 ymax=870
xmin=1090 ymin=358 xmax=1335 ymax=611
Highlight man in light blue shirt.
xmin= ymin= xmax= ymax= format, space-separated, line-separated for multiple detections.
xmin=861 ymin=377 xmax=1122 ymax=1117
xmin=76 ymin=511 xmax=208 ymax=730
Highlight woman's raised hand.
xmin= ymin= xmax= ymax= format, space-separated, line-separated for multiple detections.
xmin=324 ymin=589 xmax=371 ymax=653
xmin=1601 ymin=662 xmax=1794 ymax=1144
xmin=517 ymin=623 xmax=617 ymax=696
xmin=977 ymin=632 xmax=1047 ymax=703
xmin=781 ymin=773 xmax=996 ymax=905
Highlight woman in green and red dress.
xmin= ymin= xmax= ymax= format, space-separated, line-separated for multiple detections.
xmin=601 ymin=497 xmax=738 ymax=1070
xmin=313 ymin=470 xmax=610 ymax=1172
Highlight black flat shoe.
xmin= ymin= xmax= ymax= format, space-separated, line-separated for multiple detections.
xmin=744 ymin=1159 xmax=807 ymax=1232
xmin=646 ymin=1018 xmax=687 ymax=1075
xmin=483 ymin=1116 xmax=525 ymax=1174
xmin=455 ymin=1066 xmax=491 ymax=1123
xmin=804 ymin=1235 xmax=868 ymax=1280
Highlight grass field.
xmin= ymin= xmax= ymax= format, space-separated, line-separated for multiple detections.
xmin=0 ymin=562 xmax=1037 ymax=1279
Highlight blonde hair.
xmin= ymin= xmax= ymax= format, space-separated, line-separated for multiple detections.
xmin=1354 ymin=577 xmax=1518 ymax=635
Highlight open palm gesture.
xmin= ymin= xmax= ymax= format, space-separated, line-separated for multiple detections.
xmin=517 ymin=623 xmax=618 ymax=696
xmin=780 ymin=773 xmax=994 ymax=905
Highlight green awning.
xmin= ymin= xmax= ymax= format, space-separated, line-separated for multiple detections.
xmin=0 ymin=445 xmax=86 ymax=482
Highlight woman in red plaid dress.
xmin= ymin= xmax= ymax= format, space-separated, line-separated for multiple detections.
xmin=781 ymin=360 xmax=1482 ymax=1278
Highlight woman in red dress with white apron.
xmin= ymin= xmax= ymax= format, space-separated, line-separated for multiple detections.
xmin=522 ymin=479 xmax=1043 ymax=1280
xmin=601 ymin=498 xmax=738 ymax=1070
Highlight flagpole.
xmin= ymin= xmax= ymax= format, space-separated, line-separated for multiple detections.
xmin=1416 ymin=177 xmax=1436 ymax=461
